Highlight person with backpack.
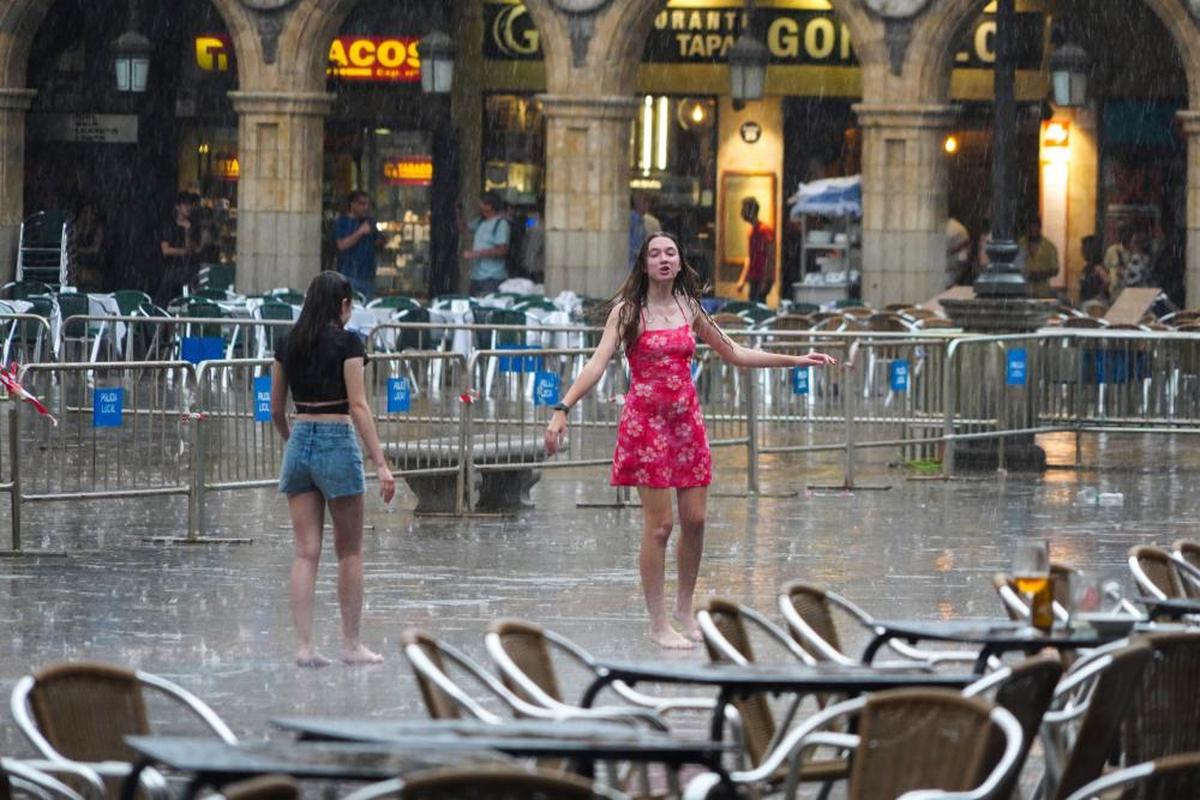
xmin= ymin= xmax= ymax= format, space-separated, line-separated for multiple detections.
xmin=463 ymin=190 xmax=510 ymax=296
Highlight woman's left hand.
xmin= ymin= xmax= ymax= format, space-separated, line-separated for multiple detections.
xmin=800 ymin=352 xmax=838 ymax=367
xmin=377 ymin=464 xmax=396 ymax=504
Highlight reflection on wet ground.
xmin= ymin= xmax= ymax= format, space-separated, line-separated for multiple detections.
xmin=1 ymin=431 xmax=1194 ymax=771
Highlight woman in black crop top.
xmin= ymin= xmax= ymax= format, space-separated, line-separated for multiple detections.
xmin=271 ymin=271 xmax=395 ymax=667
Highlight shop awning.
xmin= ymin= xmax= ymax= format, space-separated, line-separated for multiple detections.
xmin=788 ymin=175 xmax=862 ymax=219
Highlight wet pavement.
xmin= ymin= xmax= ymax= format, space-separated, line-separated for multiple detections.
xmin=0 ymin=430 xmax=1192 ymax=790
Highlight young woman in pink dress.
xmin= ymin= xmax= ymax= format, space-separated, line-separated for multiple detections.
xmin=544 ymin=233 xmax=838 ymax=648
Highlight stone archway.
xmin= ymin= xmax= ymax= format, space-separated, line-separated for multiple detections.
xmin=907 ymin=0 xmax=1200 ymax=305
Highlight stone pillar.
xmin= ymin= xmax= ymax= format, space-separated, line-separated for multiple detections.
xmin=229 ymin=91 xmax=332 ymax=294
xmin=853 ymin=103 xmax=956 ymax=306
xmin=0 ymin=88 xmax=35 ymax=282
xmin=540 ymin=94 xmax=638 ymax=299
xmin=1180 ymin=111 xmax=1200 ymax=307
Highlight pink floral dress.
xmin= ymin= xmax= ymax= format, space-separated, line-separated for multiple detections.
xmin=611 ymin=323 xmax=712 ymax=488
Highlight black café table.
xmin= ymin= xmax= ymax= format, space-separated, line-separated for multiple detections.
xmin=580 ymin=660 xmax=976 ymax=741
xmin=862 ymin=619 xmax=1121 ymax=673
xmin=121 ymin=735 xmax=506 ymax=800
xmin=272 ymin=717 xmax=728 ymax=779
xmin=1136 ymin=596 xmax=1200 ymax=621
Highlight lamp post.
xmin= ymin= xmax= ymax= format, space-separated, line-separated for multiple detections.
xmin=974 ymin=0 xmax=1025 ymax=298
xmin=729 ymin=1 xmax=768 ymax=102
xmin=111 ymin=2 xmax=151 ymax=95
xmin=419 ymin=30 xmax=456 ymax=95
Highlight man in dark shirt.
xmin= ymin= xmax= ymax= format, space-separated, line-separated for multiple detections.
xmin=334 ymin=191 xmax=379 ymax=300
xmin=155 ymin=191 xmax=198 ymax=306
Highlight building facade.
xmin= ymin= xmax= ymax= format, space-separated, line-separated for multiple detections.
xmin=1 ymin=0 xmax=1200 ymax=307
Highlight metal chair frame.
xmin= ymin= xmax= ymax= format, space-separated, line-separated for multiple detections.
xmin=778 ymin=583 xmax=980 ymax=669
xmin=1128 ymin=545 xmax=1186 ymax=600
xmin=683 ymin=692 xmax=1023 ymax=800
xmin=11 ymin=664 xmax=237 ymax=800
xmin=484 ymin=620 xmax=714 ymax=725
xmin=1 ymin=757 xmax=96 ymax=800
xmin=1170 ymin=539 xmax=1200 ymax=599
xmin=1061 ymin=751 xmax=1200 ymax=800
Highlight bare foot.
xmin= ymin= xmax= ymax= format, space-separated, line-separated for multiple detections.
xmin=649 ymin=626 xmax=696 ymax=650
xmin=296 ymin=649 xmax=331 ymax=669
xmin=673 ymin=614 xmax=703 ymax=643
xmin=341 ymin=644 xmax=384 ymax=665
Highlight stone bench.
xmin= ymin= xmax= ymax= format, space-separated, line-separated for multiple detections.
xmin=385 ymin=437 xmax=547 ymax=514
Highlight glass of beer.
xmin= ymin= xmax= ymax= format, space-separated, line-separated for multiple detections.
xmin=1013 ymin=540 xmax=1053 ymax=632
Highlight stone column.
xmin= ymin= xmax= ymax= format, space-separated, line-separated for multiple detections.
xmin=540 ymin=94 xmax=638 ymax=299
xmin=853 ymin=103 xmax=956 ymax=306
xmin=228 ymin=91 xmax=332 ymax=294
xmin=0 ymin=88 xmax=35 ymax=282
xmin=1180 ymin=111 xmax=1200 ymax=306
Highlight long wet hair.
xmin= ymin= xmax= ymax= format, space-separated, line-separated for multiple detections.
xmin=609 ymin=231 xmax=714 ymax=352
xmin=283 ymin=270 xmax=351 ymax=374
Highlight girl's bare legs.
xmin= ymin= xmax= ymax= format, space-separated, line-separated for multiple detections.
xmin=328 ymin=493 xmax=382 ymax=664
xmin=672 ymin=486 xmax=707 ymax=641
xmin=637 ymin=487 xmax=694 ymax=649
xmin=288 ymin=490 xmax=330 ymax=667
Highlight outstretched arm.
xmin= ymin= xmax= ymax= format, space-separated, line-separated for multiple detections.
xmin=544 ymin=304 xmax=624 ymax=454
xmin=694 ymin=309 xmax=837 ymax=369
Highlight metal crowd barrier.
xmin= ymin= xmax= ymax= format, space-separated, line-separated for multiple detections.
xmin=0 ymin=313 xmax=54 ymax=366
xmin=57 ymin=314 xmax=294 ymax=364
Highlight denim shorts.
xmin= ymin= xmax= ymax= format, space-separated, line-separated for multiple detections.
xmin=278 ymin=421 xmax=365 ymax=499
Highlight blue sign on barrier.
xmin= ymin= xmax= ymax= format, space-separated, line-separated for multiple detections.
xmin=1006 ymin=348 xmax=1027 ymax=386
xmin=387 ymin=377 xmax=411 ymax=413
xmin=791 ymin=367 xmax=810 ymax=395
xmin=498 ymin=345 xmax=542 ymax=374
xmin=889 ymin=359 xmax=910 ymax=392
xmin=253 ymin=376 xmax=272 ymax=422
xmin=533 ymin=372 xmax=560 ymax=406
xmin=93 ymin=387 xmax=123 ymax=428
xmin=181 ymin=336 xmax=225 ymax=364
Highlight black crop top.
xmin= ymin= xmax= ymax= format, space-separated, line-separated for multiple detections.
xmin=274 ymin=327 xmax=367 ymax=415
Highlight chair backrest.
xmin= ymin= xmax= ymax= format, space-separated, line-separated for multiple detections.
xmin=770 ymin=314 xmax=812 ymax=332
xmin=992 ymin=573 xmax=1029 ymax=621
xmin=1063 ymin=316 xmax=1107 ymax=329
xmin=710 ymin=312 xmax=749 ymax=331
xmin=1063 ymin=751 xmax=1200 ymax=800
xmin=979 ymin=654 xmax=1064 ymax=800
xmin=112 ymin=290 xmax=151 ymax=316
xmin=193 ymin=288 xmax=232 ymax=301
xmin=696 ymin=598 xmax=776 ymax=768
xmin=267 ymin=289 xmax=305 ymax=306
xmin=848 ymin=690 xmax=998 ymax=799
xmin=1129 ymin=545 xmax=1185 ymax=599
xmin=1055 ymin=642 xmax=1154 ymax=799
xmin=4 ymin=280 xmax=52 ymax=300
xmin=55 ymin=293 xmax=89 ymax=337
xmin=1173 ymin=540 xmax=1200 ymax=599
xmin=917 ymin=317 xmax=959 ymax=330
xmin=24 ymin=662 xmax=150 ymax=762
xmin=401 ymin=630 xmax=463 ymax=720
xmin=1122 ymin=632 xmax=1200 ymax=765
xmin=779 ymin=581 xmax=844 ymax=660
xmin=368 ymin=295 xmax=421 ymax=312
xmin=487 ymin=619 xmax=564 ymax=707
xmin=840 ymin=305 xmax=873 ymax=319
xmin=257 ymin=300 xmax=295 ymax=322
xmin=399 ymin=765 xmax=604 ymax=799
xmin=217 ymin=774 xmax=299 ymax=800
xmin=863 ymin=312 xmax=913 ymax=332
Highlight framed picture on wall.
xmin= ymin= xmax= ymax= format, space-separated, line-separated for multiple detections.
xmin=719 ymin=171 xmax=776 ymax=282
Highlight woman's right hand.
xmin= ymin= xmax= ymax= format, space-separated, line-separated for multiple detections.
xmin=377 ymin=464 xmax=396 ymax=504
xmin=544 ymin=412 xmax=567 ymax=455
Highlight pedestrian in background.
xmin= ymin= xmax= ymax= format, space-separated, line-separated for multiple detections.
xmin=1018 ymin=216 xmax=1059 ymax=298
xmin=736 ymin=197 xmax=775 ymax=303
xmin=463 ymin=190 xmax=510 ymax=296
xmin=271 ymin=271 xmax=395 ymax=668
xmin=155 ymin=191 xmax=198 ymax=305
xmin=1078 ymin=234 xmax=1109 ymax=305
xmin=544 ymin=233 xmax=837 ymax=649
xmin=334 ymin=190 xmax=379 ymax=301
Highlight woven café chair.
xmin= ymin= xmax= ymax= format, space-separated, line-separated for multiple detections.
xmin=863 ymin=312 xmax=916 ymax=333
xmin=1128 ymin=544 xmax=1186 ymax=600
xmin=1039 ymin=641 xmax=1153 ymax=800
xmin=402 ymin=629 xmax=557 ymax=723
xmin=0 ymin=757 xmax=89 ymax=800
xmin=778 ymin=581 xmax=979 ymax=669
xmin=962 ymin=653 xmax=1063 ymax=800
xmin=1062 ymin=750 xmax=1200 ymax=800
xmin=484 ymin=619 xmax=713 ymax=725
xmin=840 ymin=306 xmax=873 ymax=319
xmin=709 ymin=312 xmax=749 ymax=331
xmin=917 ymin=317 xmax=959 ymax=330
xmin=683 ymin=689 xmax=1023 ymax=800
xmin=1122 ymin=631 xmax=1200 ymax=766
xmin=992 ymin=562 xmax=1079 ymax=625
xmin=1171 ymin=539 xmax=1200 ymax=599
xmin=10 ymin=661 xmax=237 ymax=800
xmin=343 ymin=765 xmax=629 ymax=800
xmin=694 ymin=598 xmax=848 ymax=796
xmin=770 ymin=313 xmax=813 ymax=332
xmin=216 ymin=774 xmax=299 ymax=800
